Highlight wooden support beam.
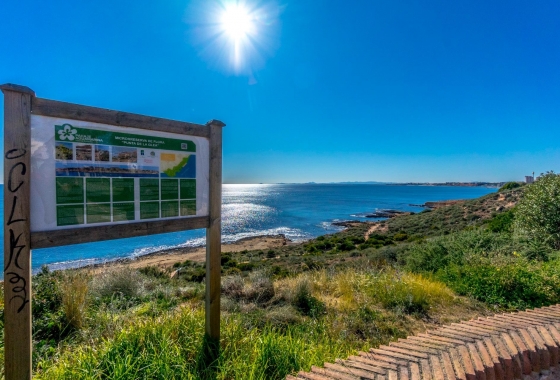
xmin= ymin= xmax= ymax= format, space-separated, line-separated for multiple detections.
xmin=32 ymin=97 xmax=210 ymax=138
xmin=1 ymin=83 xmax=34 ymax=380
xmin=31 ymin=216 xmax=210 ymax=248
xmin=205 ymin=119 xmax=225 ymax=352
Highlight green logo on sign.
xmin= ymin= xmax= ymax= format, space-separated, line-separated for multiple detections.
xmin=57 ymin=124 xmax=78 ymax=141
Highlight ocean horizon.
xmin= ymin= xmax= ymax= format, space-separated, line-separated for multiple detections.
xmin=0 ymin=183 xmax=497 ymax=273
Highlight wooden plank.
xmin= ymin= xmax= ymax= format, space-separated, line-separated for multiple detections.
xmin=205 ymin=120 xmax=225 ymax=344
xmin=31 ymin=216 xmax=209 ymax=248
xmin=2 ymin=84 xmax=33 ymax=379
xmin=32 ymin=97 xmax=210 ymax=138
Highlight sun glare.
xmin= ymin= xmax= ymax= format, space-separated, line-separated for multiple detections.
xmin=188 ymin=0 xmax=281 ymax=74
xmin=221 ymin=4 xmax=254 ymax=41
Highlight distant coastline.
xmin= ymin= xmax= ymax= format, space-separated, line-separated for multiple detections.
xmin=392 ymin=182 xmax=504 ymax=188
xmin=271 ymin=181 xmax=505 ymax=187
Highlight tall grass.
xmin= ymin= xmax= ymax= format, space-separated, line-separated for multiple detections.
xmin=362 ymin=271 xmax=455 ymax=314
xmin=39 ymin=307 xmax=355 ymax=380
xmin=60 ymin=272 xmax=89 ymax=329
xmin=36 ymin=267 xmax=476 ymax=379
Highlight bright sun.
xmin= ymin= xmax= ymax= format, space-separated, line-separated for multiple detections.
xmin=220 ymin=3 xmax=255 ymax=41
xmin=190 ymin=0 xmax=280 ymax=73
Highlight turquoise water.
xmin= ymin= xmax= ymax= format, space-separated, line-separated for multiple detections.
xmin=0 ymin=183 xmax=496 ymax=272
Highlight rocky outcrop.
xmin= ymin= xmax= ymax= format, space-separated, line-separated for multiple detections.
xmin=365 ymin=210 xmax=414 ymax=218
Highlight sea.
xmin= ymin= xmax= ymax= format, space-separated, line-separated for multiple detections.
xmin=0 ymin=183 xmax=497 ymax=273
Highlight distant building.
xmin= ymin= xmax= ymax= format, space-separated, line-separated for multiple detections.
xmin=525 ymin=176 xmax=534 ymax=184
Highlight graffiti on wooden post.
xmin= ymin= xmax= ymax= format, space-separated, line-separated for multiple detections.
xmin=4 ymin=148 xmax=29 ymax=313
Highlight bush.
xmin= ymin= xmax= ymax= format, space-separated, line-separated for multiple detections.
xmin=139 ymin=266 xmax=169 ymax=279
xmin=486 ymin=209 xmax=515 ymax=233
xmin=437 ymin=259 xmax=560 ymax=309
xmin=222 ymin=275 xmax=245 ymax=300
xmin=404 ymin=229 xmax=522 ymax=273
xmin=514 ymin=172 xmax=560 ymax=248
xmin=237 ymin=262 xmax=255 ymax=271
xmin=291 ymin=279 xmax=326 ymax=318
xmin=362 ymin=244 xmax=404 ymax=264
xmin=32 ymin=267 xmax=71 ymax=342
xmin=245 ymin=271 xmax=275 ymax=304
xmin=221 ymin=271 xmax=275 ymax=304
xmin=499 ymin=182 xmax=522 ymax=192
xmin=264 ymin=306 xmax=301 ymax=328
xmin=90 ymin=267 xmax=146 ymax=300
xmin=360 ymin=234 xmax=393 ymax=250
xmin=337 ymin=239 xmax=355 ymax=251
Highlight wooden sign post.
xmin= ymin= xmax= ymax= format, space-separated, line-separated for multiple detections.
xmin=1 ymin=84 xmax=225 ymax=379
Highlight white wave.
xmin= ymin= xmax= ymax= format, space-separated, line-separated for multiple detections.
xmin=41 ymin=258 xmax=104 ymax=273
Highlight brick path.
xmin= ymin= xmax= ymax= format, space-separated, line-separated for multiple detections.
xmin=287 ymin=305 xmax=560 ymax=380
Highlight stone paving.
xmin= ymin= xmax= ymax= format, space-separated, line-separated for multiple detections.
xmin=287 ymin=305 xmax=560 ymax=380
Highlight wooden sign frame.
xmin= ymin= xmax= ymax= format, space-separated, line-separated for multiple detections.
xmin=1 ymin=83 xmax=225 ymax=379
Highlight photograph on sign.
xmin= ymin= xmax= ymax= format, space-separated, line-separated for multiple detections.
xmin=30 ymin=116 xmax=210 ymax=232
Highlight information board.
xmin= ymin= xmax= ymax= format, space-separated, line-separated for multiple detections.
xmin=2 ymin=84 xmax=224 ymax=379
xmin=30 ymin=116 xmax=210 ymax=232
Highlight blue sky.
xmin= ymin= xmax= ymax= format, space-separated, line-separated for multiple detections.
xmin=1 ymin=0 xmax=559 ymax=183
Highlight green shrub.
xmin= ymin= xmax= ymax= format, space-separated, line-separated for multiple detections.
xmin=360 ymin=234 xmax=393 ymax=250
xmin=270 ymin=265 xmax=289 ymax=278
xmin=404 ymin=229 xmax=521 ymax=273
xmin=499 ymin=182 xmax=522 ymax=192
xmin=514 ymin=172 xmax=560 ymax=248
xmin=238 ymin=262 xmax=255 ymax=271
xmin=139 ymin=266 xmax=169 ymax=279
xmin=337 ymin=239 xmax=355 ymax=251
xmin=178 ymin=266 xmax=206 ymax=282
xmin=486 ymin=208 xmax=515 ymax=233
xmin=362 ymin=244 xmax=404 ymax=264
xmin=292 ymin=279 xmax=326 ymax=318
xmin=436 ymin=259 xmax=560 ymax=309
xmin=32 ymin=267 xmax=72 ymax=342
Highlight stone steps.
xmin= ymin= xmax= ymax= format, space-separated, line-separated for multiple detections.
xmin=287 ymin=305 xmax=560 ymax=380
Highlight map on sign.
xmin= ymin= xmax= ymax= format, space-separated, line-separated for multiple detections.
xmin=160 ymin=153 xmax=196 ymax=178
xmin=29 ymin=116 xmax=210 ymax=232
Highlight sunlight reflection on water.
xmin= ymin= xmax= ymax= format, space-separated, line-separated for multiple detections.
xmin=22 ymin=183 xmax=496 ymax=272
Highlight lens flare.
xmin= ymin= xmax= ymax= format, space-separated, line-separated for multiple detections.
xmin=220 ymin=3 xmax=256 ymax=68
xmin=221 ymin=3 xmax=254 ymax=41
xmin=186 ymin=0 xmax=282 ymax=75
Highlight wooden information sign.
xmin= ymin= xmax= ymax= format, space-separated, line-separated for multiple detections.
xmin=1 ymin=83 xmax=225 ymax=379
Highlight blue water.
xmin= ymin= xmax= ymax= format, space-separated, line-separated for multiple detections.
xmin=0 ymin=183 xmax=496 ymax=272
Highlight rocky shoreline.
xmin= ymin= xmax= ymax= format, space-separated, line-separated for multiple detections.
xmin=364 ymin=209 xmax=414 ymax=218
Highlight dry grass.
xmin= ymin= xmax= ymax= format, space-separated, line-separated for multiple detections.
xmin=90 ymin=267 xmax=146 ymax=300
xmin=221 ymin=270 xmax=275 ymax=305
xmin=59 ymin=272 xmax=89 ymax=329
xmin=276 ymin=267 xmax=487 ymax=326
